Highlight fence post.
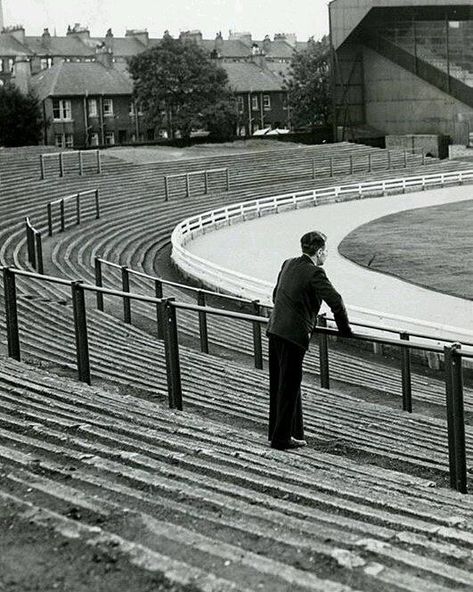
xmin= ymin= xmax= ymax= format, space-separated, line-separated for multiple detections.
xmin=197 ymin=291 xmax=209 ymax=354
xmin=94 ymin=257 xmax=104 ymax=311
xmin=252 ymin=300 xmax=263 ymax=370
xmin=76 ymin=192 xmax=81 ymax=225
xmin=421 ymin=147 xmax=425 ymax=165
xmin=164 ymin=176 xmax=169 ymax=202
xmin=25 ymin=219 xmax=36 ymax=268
xmin=186 ymin=173 xmax=190 ymax=198
xmin=78 ymin=151 xmax=83 ymax=175
xmin=60 ymin=199 xmax=65 ymax=232
xmin=96 ymin=150 xmax=102 ymax=174
xmin=155 ymin=279 xmax=163 ymax=339
xmin=330 ymin=157 xmax=333 ymax=177
xmin=444 ymin=344 xmax=467 ymax=493
xmin=204 ymin=171 xmax=209 ymax=194
xmin=40 ymin=154 xmax=45 ymax=180
xmin=404 ymin=150 xmax=408 ymax=167
xmin=121 ymin=266 xmax=131 ymax=324
xmin=95 ymin=189 xmax=100 ymax=219
xmin=35 ymin=232 xmax=44 ymax=275
xmin=226 ymin=168 xmax=230 ymax=191
xmin=160 ymin=298 xmax=183 ymax=410
xmin=368 ymin=153 xmax=372 ymax=172
xmin=400 ymin=332 xmax=412 ymax=413
xmin=317 ymin=314 xmax=330 ymax=389
xmin=47 ymin=203 xmax=53 ymax=237
xmin=3 ymin=268 xmax=20 ymax=361
xmin=387 ymin=150 xmax=391 ymax=170
xmin=349 ymin=155 xmax=353 ymax=174
xmin=312 ymin=159 xmax=315 ymax=180
xmin=71 ymin=282 xmax=91 ymax=385
xmin=59 ymin=152 xmax=64 ymax=177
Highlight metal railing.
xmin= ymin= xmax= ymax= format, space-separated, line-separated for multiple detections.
xmin=1 ymin=265 xmax=469 ymax=492
xmin=47 ymin=189 xmax=100 ymax=237
xmin=40 ymin=149 xmax=102 ymax=180
xmin=164 ymin=167 xmax=230 ymax=201
xmin=171 ymin=168 xmax=473 ymax=306
xmin=24 ymin=217 xmax=43 ymax=274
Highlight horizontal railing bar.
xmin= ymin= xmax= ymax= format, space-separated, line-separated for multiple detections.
xmin=4 ymin=267 xmax=72 ymax=286
xmin=42 ymin=149 xmax=99 ymax=159
xmin=50 ymin=189 xmax=97 ymax=205
xmin=165 ymin=167 xmax=227 ymax=180
xmin=172 ymin=300 xmax=267 ymax=323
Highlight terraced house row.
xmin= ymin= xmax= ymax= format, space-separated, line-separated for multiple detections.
xmin=0 ymin=22 xmax=309 ymax=145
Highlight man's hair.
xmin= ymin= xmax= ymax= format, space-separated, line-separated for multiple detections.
xmin=300 ymin=231 xmax=326 ymax=257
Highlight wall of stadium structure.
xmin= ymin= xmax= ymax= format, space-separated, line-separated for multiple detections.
xmin=330 ymin=0 xmax=473 ymax=145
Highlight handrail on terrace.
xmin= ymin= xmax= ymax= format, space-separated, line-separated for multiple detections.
xmin=1 ymin=265 xmax=470 ymax=492
xmin=47 ymin=188 xmax=100 ymax=237
xmin=40 ymin=149 xmax=102 ymax=180
xmin=24 ymin=217 xmax=43 ymax=275
xmin=164 ymin=166 xmax=230 ymax=201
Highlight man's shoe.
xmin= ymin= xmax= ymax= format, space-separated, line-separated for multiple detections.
xmin=271 ymin=437 xmax=307 ymax=450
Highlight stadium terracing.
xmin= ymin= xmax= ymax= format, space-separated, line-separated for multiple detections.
xmin=330 ymin=0 xmax=473 ymax=144
xmin=2 ymin=138 xmax=473 ymax=589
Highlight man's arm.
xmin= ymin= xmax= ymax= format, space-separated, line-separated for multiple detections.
xmin=311 ymin=267 xmax=353 ymax=336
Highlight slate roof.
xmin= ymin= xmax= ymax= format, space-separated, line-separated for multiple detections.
xmin=0 ymin=34 xmax=32 ymax=57
xmin=32 ymin=61 xmax=133 ymax=100
xmin=25 ymin=35 xmax=94 ymax=57
xmin=222 ymin=61 xmax=285 ymax=92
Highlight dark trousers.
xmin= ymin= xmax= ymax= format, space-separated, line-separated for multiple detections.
xmin=268 ymin=334 xmax=305 ymax=446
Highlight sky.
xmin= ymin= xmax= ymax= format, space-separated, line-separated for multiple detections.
xmin=2 ymin=0 xmax=329 ymax=41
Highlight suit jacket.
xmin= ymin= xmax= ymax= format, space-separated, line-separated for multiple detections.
xmin=267 ymin=255 xmax=352 ymax=350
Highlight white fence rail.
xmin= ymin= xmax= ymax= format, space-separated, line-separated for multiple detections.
xmin=171 ymin=168 xmax=473 ymax=340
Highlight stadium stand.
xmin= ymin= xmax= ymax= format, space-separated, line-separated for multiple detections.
xmin=1 ymin=142 xmax=473 ymax=589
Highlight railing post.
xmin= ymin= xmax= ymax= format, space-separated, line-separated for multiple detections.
xmin=40 ymin=154 xmax=45 ymax=180
xmin=155 ymin=279 xmax=163 ymax=339
xmin=3 ymin=268 xmax=21 ymax=361
xmin=35 ymin=232 xmax=44 ymax=275
xmin=59 ymin=152 xmax=64 ymax=178
xmin=421 ymin=147 xmax=425 ymax=165
xmin=197 ymin=291 xmax=209 ymax=354
xmin=121 ymin=266 xmax=131 ymax=324
xmin=444 ymin=344 xmax=467 ymax=493
xmin=78 ymin=151 xmax=83 ymax=176
xmin=47 ymin=203 xmax=53 ymax=237
xmin=312 ymin=159 xmax=315 ymax=180
xmin=400 ymin=332 xmax=412 ymax=412
xmin=60 ymin=199 xmax=65 ymax=232
xmin=160 ymin=298 xmax=183 ymax=410
xmin=95 ymin=189 xmax=100 ymax=219
xmin=76 ymin=192 xmax=81 ymax=225
xmin=226 ymin=168 xmax=230 ymax=191
xmin=330 ymin=157 xmax=333 ymax=177
xmin=71 ymin=282 xmax=91 ymax=385
xmin=186 ymin=173 xmax=190 ymax=198
xmin=164 ymin=176 xmax=169 ymax=202
xmin=404 ymin=150 xmax=408 ymax=167
xmin=387 ymin=150 xmax=391 ymax=170
xmin=252 ymin=300 xmax=263 ymax=370
xmin=96 ymin=150 xmax=102 ymax=174
xmin=25 ymin=219 xmax=36 ymax=267
xmin=94 ymin=257 xmax=104 ymax=311
xmin=349 ymin=154 xmax=353 ymax=174
xmin=317 ymin=314 xmax=330 ymax=389
xmin=368 ymin=153 xmax=372 ymax=172
xmin=204 ymin=171 xmax=209 ymax=194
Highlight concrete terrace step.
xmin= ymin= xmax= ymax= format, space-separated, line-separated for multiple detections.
xmin=0 ymin=357 xmax=473 ymax=590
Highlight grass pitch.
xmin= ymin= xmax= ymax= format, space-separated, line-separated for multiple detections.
xmin=338 ymin=199 xmax=473 ymax=300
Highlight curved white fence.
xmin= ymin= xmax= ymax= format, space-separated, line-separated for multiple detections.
xmin=171 ymin=168 xmax=473 ymax=342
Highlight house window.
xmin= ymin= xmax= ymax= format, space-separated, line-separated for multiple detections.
xmin=129 ymin=101 xmax=135 ymax=116
xmin=53 ymin=99 xmax=72 ymax=121
xmin=54 ymin=134 xmax=64 ymax=148
xmin=0 ymin=59 xmax=4 ymax=72
xmin=40 ymin=57 xmax=52 ymax=70
xmin=8 ymin=58 xmax=14 ymax=72
xmin=251 ymin=96 xmax=258 ymax=110
xmin=263 ymin=95 xmax=271 ymax=111
xmin=105 ymin=131 xmax=115 ymax=145
xmin=237 ymin=96 xmax=244 ymax=114
xmin=103 ymin=98 xmax=114 ymax=117
xmin=90 ymin=132 xmax=100 ymax=146
xmin=65 ymin=134 xmax=74 ymax=148
xmin=88 ymin=99 xmax=98 ymax=117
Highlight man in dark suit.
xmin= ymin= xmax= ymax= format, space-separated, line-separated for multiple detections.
xmin=267 ymin=230 xmax=353 ymax=450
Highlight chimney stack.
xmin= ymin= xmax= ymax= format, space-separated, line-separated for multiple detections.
xmin=125 ymin=29 xmax=149 ymax=46
xmin=13 ymin=56 xmax=31 ymax=94
xmin=96 ymin=43 xmax=113 ymax=68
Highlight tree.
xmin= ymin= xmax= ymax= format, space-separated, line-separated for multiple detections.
xmin=286 ymin=36 xmax=331 ymax=131
xmin=0 ymin=84 xmax=43 ymax=146
xmin=128 ymin=33 xmax=236 ymax=140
